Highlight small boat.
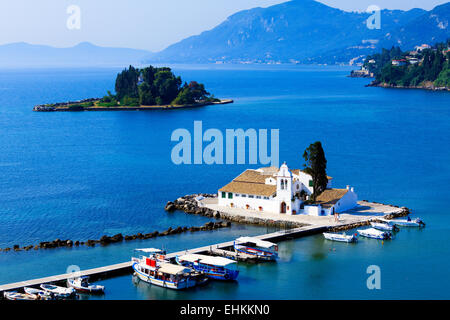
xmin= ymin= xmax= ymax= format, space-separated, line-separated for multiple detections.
xmin=233 ymin=237 xmax=278 ymax=261
xmin=176 ymin=254 xmax=239 ymax=281
xmin=323 ymin=232 xmax=357 ymax=243
xmin=24 ymin=287 xmax=54 ymax=300
xmin=67 ymin=276 xmax=105 ymax=294
xmin=3 ymin=291 xmax=38 ymax=300
xmin=40 ymin=283 xmax=76 ymax=299
xmin=132 ymin=248 xmax=208 ymax=290
xmin=371 ymin=222 xmax=399 ymax=232
xmin=358 ymin=228 xmax=392 ymax=240
xmin=392 ymin=218 xmax=425 ymax=227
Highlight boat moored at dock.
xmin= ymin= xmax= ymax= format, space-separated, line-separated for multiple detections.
xmin=24 ymin=287 xmax=54 ymax=300
xmin=234 ymin=237 xmax=278 ymax=261
xmin=3 ymin=291 xmax=38 ymax=300
xmin=392 ymin=218 xmax=425 ymax=227
xmin=67 ymin=276 xmax=105 ymax=294
xmin=323 ymin=232 xmax=357 ymax=243
xmin=358 ymin=228 xmax=393 ymax=240
xmin=40 ymin=284 xmax=76 ymax=299
xmin=176 ymin=254 xmax=239 ymax=281
xmin=371 ymin=222 xmax=399 ymax=232
xmin=132 ymin=248 xmax=208 ymax=290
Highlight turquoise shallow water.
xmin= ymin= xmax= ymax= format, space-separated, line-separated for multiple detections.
xmin=0 ymin=64 xmax=449 ymax=299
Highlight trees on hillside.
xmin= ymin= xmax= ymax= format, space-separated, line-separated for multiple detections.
xmin=111 ymin=65 xmax=214 ymax=106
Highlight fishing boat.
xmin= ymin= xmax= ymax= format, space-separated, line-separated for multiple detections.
xmin=3 ymin=291 xmax=38 ymax=300
xmin=67 ymin=276 xmax=105 ymax=294
xmin=358 ymin=228 xmax=393 ymax=240
xmin=24 ymin=287 xmax=54 ymax=300
xmin=40 ymin=283 xmax=76 ymax=299
xmin=233 ymin=237 xmax=278 ymax=261
xmin=176 ymin=254 xmax=239 ymax=281
xmin=392 ymin=218 xmax=425 ymax=227
xmin=131 ymin=248 xmax=208 ymax=290
xmin=371 ymin=222 xmax=399 ymax=232
xmin=323 ymin=232 xmax=357 ymax=243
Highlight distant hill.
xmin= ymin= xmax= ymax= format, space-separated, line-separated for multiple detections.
xmin=147 ymin=0 xmax=449 ymax=65
xmin=0 ymin=42 xmax=151 ymax=68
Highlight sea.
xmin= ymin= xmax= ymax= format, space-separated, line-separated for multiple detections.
xmin=0 ymin=64 xmax=449 ymax=299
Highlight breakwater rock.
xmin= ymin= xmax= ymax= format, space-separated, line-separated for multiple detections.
xmin=167 ymin=194 xmax=307 ymax=228
xmin=0 ymin=220 xmax=231 ymax=254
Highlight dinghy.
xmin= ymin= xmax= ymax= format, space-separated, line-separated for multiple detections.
xmin=371 ymin=222 xmax=399 ymax=232
xmin=323 ymin=232 xmax=357 ymax=243
xmin=24 ymin=287 xmax=54 ymax=300
xmin=67 ymin=276 xmax=105 ymax=294
xmin=3 ymin=291 xmax=38 ymax=300
xmin=40 ymin=283 xmax=76 ymax=299
xmin=358 ymin=228 xmax=392 ymax=240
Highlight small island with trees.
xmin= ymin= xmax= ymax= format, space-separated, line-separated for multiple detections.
xmin=33 ymin=65 xmax=233 ymax=112
xmin=350 ymin=40 xmax=450 ymax=91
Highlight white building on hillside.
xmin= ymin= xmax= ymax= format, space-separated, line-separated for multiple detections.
xmin=218 ymin=163 xmax=358 ymax=216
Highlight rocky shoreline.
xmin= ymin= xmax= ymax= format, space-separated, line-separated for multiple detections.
xmin=366 ymin=81 xmax=449 ymax=91
xmin=33 ymin=99 xmax=234 ymax=112
xmin=0 ymin=220 xmax=231 ymax=254
xmin=165 ymin=194 xmax=307 ymax=229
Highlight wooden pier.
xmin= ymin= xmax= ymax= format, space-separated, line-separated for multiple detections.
xmin=0 ymin=225 xmax=327 ymax=295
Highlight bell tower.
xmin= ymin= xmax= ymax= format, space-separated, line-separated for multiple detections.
xmin=276 ymin=162 xmax=292 ymax=214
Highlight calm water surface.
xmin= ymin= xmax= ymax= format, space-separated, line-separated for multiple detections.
xmin=0 ymin=65 xmax=449 ymax=299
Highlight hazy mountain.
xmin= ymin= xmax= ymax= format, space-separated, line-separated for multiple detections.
xmin=380 ymin=2 xmax=450 ymax=49
xmin=0 ymin=42 xmax=151 ymax=68
xmin=147 ymin=0 xmax=449 ymax=64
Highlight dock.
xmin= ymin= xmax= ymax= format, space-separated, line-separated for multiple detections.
xmin=0 ymin=225 xmax=326 ymax=295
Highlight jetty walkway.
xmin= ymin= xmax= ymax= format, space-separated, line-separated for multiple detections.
xmin=0 ymin=201 xmax=408 ymax=295
xmin=0 ymin=224 xmax=325 ymax=294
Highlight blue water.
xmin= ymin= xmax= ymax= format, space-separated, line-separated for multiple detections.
xmin=0 ymin=65 xmax=449 ymax=299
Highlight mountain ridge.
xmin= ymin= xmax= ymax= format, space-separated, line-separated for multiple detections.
xmin=147 ymin=0 xmax=449 ymax=65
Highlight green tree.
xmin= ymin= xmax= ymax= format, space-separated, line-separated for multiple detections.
xmin=115 ymin=66 xmax=140 ymax=100
xmin=138 ymin=82 xmax=155 ymax=105
xmin=153 ymin=70 xmax=182 ymax=104
xmin=303 ymin=141 xmax=328 ymax=201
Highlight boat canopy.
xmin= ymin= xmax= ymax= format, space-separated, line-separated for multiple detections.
xmin=235 ymin=237 xmax=276 ymax=248
xmin=199 ymin=256 xmax=237 ymax=267
xmin=135 ymin=248 xmax=164 ymax=253
xmin=158 ymin=263 xmax=191 ymax=275
xmin=178 ymin=253 xmax=208 ymax=263
xmin=178 ymin=254 xmax=237 ymax=267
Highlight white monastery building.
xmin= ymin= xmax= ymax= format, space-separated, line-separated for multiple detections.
xmin=218 ymin=163 xmax=358 ymax=216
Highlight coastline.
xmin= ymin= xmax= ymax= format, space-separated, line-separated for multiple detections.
xmin=366 ymin=81 xmax=449 ymax=91
xmin=33 ymin=99 xmax=234 ymax=112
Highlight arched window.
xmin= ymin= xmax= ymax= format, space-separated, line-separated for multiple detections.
xmin=280 ymin=179 xmax=285 ymax=190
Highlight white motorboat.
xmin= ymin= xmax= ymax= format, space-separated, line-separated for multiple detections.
xmin=132 ymin=248 xmax=208 ymax=290
xmin=67 ymin=276 xmax=105 ymax=294
xmin=3 ymin=291 xmax=38 ymax=300
xmin=370 ymin=222 xmax=399 ymax=232
xmin=24 ymin=287 xmax=54 ymax=300
xmin=323 ymin=232 xmax=357 ymax=243
xmin=234 ymin=237 xmax=278 ymax=261
xmin=392 ymin=218 xmax=425 ymax=227
xmin=358 ymin=228 xmax=392 ymax=240
xmin=40 ymin=283 xmax=76 ymax=299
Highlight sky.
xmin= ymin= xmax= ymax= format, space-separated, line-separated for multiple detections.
xmin=0 ymin=0 xmax=447 ymax=52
